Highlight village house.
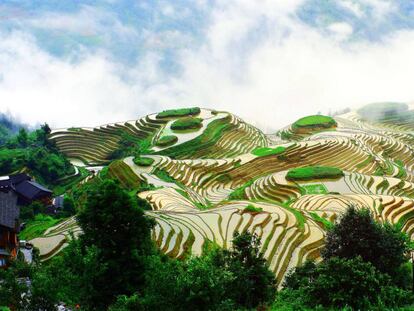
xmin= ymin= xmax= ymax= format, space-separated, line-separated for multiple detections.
xmin=0 ymin=186 xmax=19 ymax=268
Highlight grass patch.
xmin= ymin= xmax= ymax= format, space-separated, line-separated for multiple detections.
xmin=156 ymin=135 xmax=178 ymax=147
xmin=228 ymin=179 xmax=254 ymax=200
xmin=171 ymin=117 xmax=203 ymax=131
xmin=133 ymin=156 xmax=154 ymax=167
xmin=153 ymin=168 xmax=176 ymax=183
xmin=156 ymin=107 xmax=201 ymax=119
xmin=292 ymin=115 xmax=337 ymax=130
xmin=286 ymin=166 xmax=344 ymax=181
xmin=252 ymin=146 xmax=286 ymax=157
xmin=108 ymin=160 xmax=142 ymax=190
xmin=244 ymin=204 xmax=263 ymax=213
xmin=19 ymin=214 xmax=63 ymax=240
xmin=283 ymin=205 xmax=306 ymax=230
xmin=309 ymin=212 xmax=333 ymax=230
xmin=52 ymin=167 xmax=90 ymax=196
xmin=155 ymin=116 xmax=233 ymax=159
xmin=394 ymin=160 xmax=407 ymax=179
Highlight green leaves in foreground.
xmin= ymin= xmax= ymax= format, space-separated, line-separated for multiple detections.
xmin=278 ymin=206 xmax=413 ymax=310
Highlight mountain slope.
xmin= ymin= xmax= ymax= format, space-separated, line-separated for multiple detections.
xmin=32 ymin=103 xmax=414 ymax=287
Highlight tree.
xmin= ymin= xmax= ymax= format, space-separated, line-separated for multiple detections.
xmin=0 ymin=259 xmax=32 ymax=310
xmin=76 ymin=179 xmax=155 ymax=309
xmin=109 ymin=232 xmax=276 ymax=311
xmin=16 ymin=128 xmax=28 ymax=147
xmin=0 ymin=157 xmax=13 ymax=175
xmin=322 ymin=206 xmax=410 ymax=283
xmin=282 ymin=257 xmax=409 ymax=310
xmin=222 ymin=231 xmax=277 ymax=309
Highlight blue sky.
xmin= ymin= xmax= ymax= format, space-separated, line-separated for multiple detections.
xmin=0 ymin=0 xmax=413 ymax=131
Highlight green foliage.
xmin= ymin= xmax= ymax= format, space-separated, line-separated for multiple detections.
xmin=244 ymin=204 xmax=263 ymax=213
xmin=322 ymin=206 xmax=410 ymax=284
xmin=26 ymin=146 xmax=74 ymax=184
xmin=279 ymin=206 xmax=414 ymax=310
xmin=133 ymin=156 xmax=154 ymax=166
xmin=16 ymin=128 xmax=29 ymax=147
xmin=292 ymin=115 xmax=337 ymax=129
xmin=228 ymin=179 xmax=254 ymax=200
xmin=286 ymin=166 xmax=344 ymax=181
xmin=170 ymin=117 xmax=203 ymax=131
xmin=107 ymin=160 xmax=143 ymax=190
xmin=156 ymin=135 xmax=178 ymax=147
xmin=223 ymin=231 xmax=277 ymax=308
xmin=153 ymin=168 xmax=176 ymax=183
xmin=309 ymin=212 xmax=333 ymax=230
xmin=252 ymin=146 xmax=286 ymax=157
xmin=19 ymin=214 xmax=63 ymax=240
xmin=75 ymin=179 xmax=155 ymax=309
xmin=0 ymin=123 xmax=75 ymax=187
xmin=282 ymin=257 xmax=412 ymax=310
xmin=156 ymin=107 xmax=201 ymax=119
xmin=155 ymin=116 xmax=233 ymax=158
xmin=110 ymin=134 xmax=152 ymax=160
xmin=395 ymin=159 xmax=407 ymax=179
xmin=60 ymin=195 xmax=76 ymax=217
xmin=110 ymin=231 xmax=276 ymax=311
xmin=0 ymin=259 xmax=32 ymax=310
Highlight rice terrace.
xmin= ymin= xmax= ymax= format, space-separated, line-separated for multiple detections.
xmin=30 ymin=102 xmax=414 ymax=287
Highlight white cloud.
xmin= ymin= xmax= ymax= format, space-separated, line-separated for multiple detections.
xmin=28 ymin=5 xmax=138 ymax=39
xmin=328 ymin=22 xmax=354 ymax=40
xmin=363 ymin=0 xmax=395 ymax=19
xmin=339 ymin=0 xmax=364 ymax=17
xmin=0 ymin=1 xmax=413 ymax=134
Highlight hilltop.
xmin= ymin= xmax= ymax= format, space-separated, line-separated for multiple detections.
xmin=22 ymin=103 xmax=414 ymax=287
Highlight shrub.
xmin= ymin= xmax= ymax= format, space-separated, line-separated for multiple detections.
xmin=156 ymin=135 xmax=178 ymax=147
xmin=286 ymin=166 xmax=344 ymax=181
xmin=170 ymin=117 xmax=203 ymax=131
xmin=133 ymin=156 xmax=154 ymax=166
xmin=292 ymin=115 xmax=337 ymax=130
xmin=156 ymin=107 xmax=201 ymax=119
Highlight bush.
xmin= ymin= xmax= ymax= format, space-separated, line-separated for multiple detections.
xmin=156 ymin=107 xmax=201 ymax=119
xmin=170 ymin=117 xmax=203 ymax=131
xmin=133 ymin=156 xmax=154 ymax=166
xmin=286 ymin=166 xmax=344 ymax=181
xmin=156 ymin=135 xmax=178 ymax=147
xmin=292 ymin=115 xmax=337 ymax=130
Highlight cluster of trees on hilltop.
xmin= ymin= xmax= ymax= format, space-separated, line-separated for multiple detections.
xmin=0 ymin=123 xmax=74 ymax=187
xmin=1 ymin=177 xmax=413 ymax=310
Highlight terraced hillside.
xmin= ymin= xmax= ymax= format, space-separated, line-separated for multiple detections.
xmin=33 ymin=102 xmax=414 ymax=287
